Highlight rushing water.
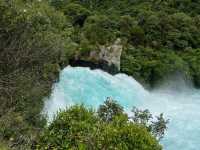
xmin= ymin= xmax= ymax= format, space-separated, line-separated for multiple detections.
xmin=43 ymin=66 xmax=200 ymax=150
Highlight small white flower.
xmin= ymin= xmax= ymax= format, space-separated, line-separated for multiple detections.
xmin=23 ymin=9 xmax=27 ymax=13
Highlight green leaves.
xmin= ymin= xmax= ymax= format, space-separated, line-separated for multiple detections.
xmin=37 ymin=101 xmax=162 ymax=150
xmin=62 ymin=3 xmax=91 ymax=26
xmin=97 ymin=97 xmax=124 ymax=122
xmin=181 ymin=48 xmax=200 ymax=87
xmin=150 ymin=113 xmax=169 ymax=140
xmin=121 ymin=46 xmax=189 ymax=87
xmin=1 ymin=0 xmax=200 ymax=149
xmin=0 ymin=1 xmax=73 ymax=148
xmin=83 ymin=15 xmax=117 ymax=45
xmin=131 ymin=107 xmax=169 ymax=140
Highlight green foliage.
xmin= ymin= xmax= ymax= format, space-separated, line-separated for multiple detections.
xmin=36 ymin=102 xmax=162 ymax=150
xmin=62 ymin=3 xmax=91 ymax=26
xmin=181 ymin=49 xmax=200 ymax=87
xmin=150 ymin=114 xmax=169 ymax=140
xmin=119 ymin=15 xmax=138 ymax=38
xmin=165 ymin=13 xmax=199 ymax=50
xmin=119 ymin=15 xmax=145 ymax=46
xmin=97 ymin=97 xmax=124 ymax=122
xmin=0 ymin=0 xmax=73 ymax=148
xmin=132 ymin=107 xmax=152 ymax=125
xmin=121 ymin=46 xmax=189 ymax=87
xmin=0 ymin=142 xmax=9 ymax=150
xmin=83 ymin=15 xmax=118 ymax=45
xmin=49 ymin=0 xmax=200 ymax=87
xmin=1 ymin=0 xmax=200 ymax=148
xmin=131 ymin=107 xmax=169 ymax=140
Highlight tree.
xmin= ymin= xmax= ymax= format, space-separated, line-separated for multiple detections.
xmin=36 ymin=103 xmax=162 ymax=150
xmin=97 ymin=97 xmax=124 ymax=122
xmin=131 ymin=107 xmax=169 ymax=140
xmin=121 ymin=46 xmax=189 ymax=87
xmin=132 ymin=107 xmax=152 ymax=125
xmin=62 ymin=3 xmax=91 ymax=27
xmin=150 ymin=113 xmax=169 ymax=140
xmin=83 ymin=15 xmax=117 ymax=44
xmin=0 ymin=0 xmax=73 ymax=148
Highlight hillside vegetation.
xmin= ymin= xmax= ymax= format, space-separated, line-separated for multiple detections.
xmin=0 ymin=0 xmax=199 ymax=149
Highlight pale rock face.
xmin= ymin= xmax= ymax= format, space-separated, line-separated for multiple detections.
xmin=99 ymin=38 xmax=122 ymax=70
xmin=72 ymin=38 xmax=123 ymax=73
xmin=91 ymin=38 xmax=123 ymax=71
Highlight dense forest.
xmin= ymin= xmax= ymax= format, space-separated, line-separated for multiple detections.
xmin=0 ymin=0 xmax=200 ymax=149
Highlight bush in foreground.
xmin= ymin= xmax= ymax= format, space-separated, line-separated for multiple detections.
xmin=36 ymin=98 xmax=167 ymax=150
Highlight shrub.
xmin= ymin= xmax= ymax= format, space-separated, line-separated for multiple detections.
xmin=36 ymin=103 xmax=162 ymax=150
xmin=0 ymin=0 xmax=73 ymax=148
xmin=83 ymin=15 xmax=118 ymax=45
xmin=121 ymin=46 xmax=189 ymax=87
xmin=62 ymin=3 xmax=91 ymax=27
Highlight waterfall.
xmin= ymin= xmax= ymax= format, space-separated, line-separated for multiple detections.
xmin=43 ymin=66 xmax=200 ymax=150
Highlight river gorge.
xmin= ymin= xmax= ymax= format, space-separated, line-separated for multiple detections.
xmin=43 ymin=66 xmax=200 ymax=150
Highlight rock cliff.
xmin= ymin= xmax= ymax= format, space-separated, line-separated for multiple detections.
xmin=70 ymin=38 xmax=123 ymax=74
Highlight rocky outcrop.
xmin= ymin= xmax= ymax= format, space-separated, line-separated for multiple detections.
xmin=70 ymin=38 xmax=123 ymax=74
xmin=97 ymin=38 xmax=122 ymax=71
